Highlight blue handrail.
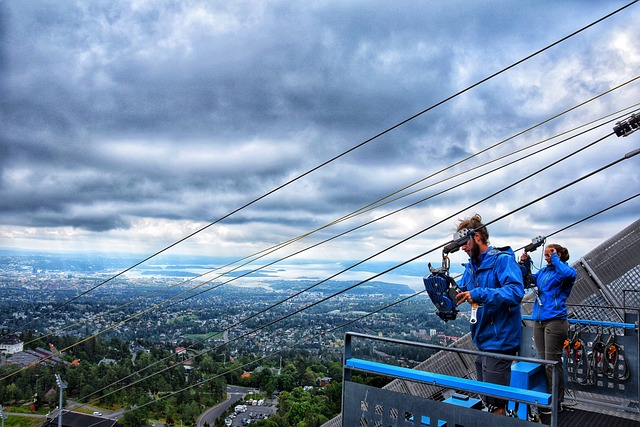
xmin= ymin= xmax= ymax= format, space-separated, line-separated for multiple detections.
xmin=345 ymin=357 xmax=552 ymax=405
xmin=521 ymin=315 xmax=636 ymax=329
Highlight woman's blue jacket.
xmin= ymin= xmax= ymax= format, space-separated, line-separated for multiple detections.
xmin=531 ymin=252 xmax=577 ymax=321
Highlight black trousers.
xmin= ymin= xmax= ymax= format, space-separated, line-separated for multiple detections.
xmin=533 ymin=319 xmax=568 ymax=402
xmin=475 ymin=349 xmax=518 ymax=408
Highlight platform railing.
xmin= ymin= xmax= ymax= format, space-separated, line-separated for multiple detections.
xmin=521 ymin=307 xmax=639 ymax=414
xmin=342 ymin=332 xmax=559 ymax=427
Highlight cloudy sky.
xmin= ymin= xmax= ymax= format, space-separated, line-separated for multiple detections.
xmin=1 ymin=1 xmax=639 ymax=275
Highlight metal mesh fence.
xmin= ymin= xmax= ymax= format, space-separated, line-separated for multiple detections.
xmin=569 ymin=218 xmax=640 ymax=324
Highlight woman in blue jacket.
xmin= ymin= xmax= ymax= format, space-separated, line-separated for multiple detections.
xmin=521 ymin=243 xmax=576 ymax=409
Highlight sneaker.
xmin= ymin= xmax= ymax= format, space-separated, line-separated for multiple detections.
xmin=540 ymin=406 xmax=563 ymax=415
xmin=489 ymin=406 xmax=506 ymax=416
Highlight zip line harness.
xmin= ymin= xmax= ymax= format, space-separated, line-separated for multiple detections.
xmin=565 ymin=326 xmax=630 ymax=386
xmin=601 ymin=330 xmax=630 ymax=381
xmin=565 ymin=327 xmax=589 ymax=385
xmin=423 ymin=229 xmax=473 ymax=322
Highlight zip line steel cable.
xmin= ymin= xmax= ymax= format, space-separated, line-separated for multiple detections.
xmin=72 ymin=123 xmax=618 ymax=403
xmin=131 ymin=121 xmax=634 ymax=320
xmin=19 ymin=99 xmax=638 ymax=352
xmin=325 ymin=105 xmax=640 ymax=221
xmin=99 ymin=192 xmax=639 ymax=423
xmin=7 ymin=105 xmax=635 ymax=395
xmin=336 ymin=76 xmax=640 ymax=222
xmin=74 ymin=192 xmax=640 ymax=422
xmin=207 ymin=76 xmax=640 ymax=266
xmin=197 ymin=147 xmax=640 ymax=365
xmin=15 ymin=83 xmax=640 ymax=356
xmin=164 ymin=123 xmax=617 ymax=314
xmin=150 ymin=77 xmax=640 ymax=275
xmin=63 ymin=120 xmax=611 ymax=368
xmin=327 ymin=188 xmax=640 ymax=323
xmin=147 ymin=99 xmax=639 ymax=288
xmin=8 ymin=120 xmax=629 ymax=385
xmin=83 ymin=187 xmax=640 ymax=415
xmin=11 ymin=1 xmax=635 ymax=335
xmin=16 ymin=99 xmax=640 ymax=354
xmin=156 ymin=143 xmax=639 ymax=362
xmin=8 ymin=103 xmax=632 ymax=408
xmin=76 ymin=141 xmax=638 ymax=405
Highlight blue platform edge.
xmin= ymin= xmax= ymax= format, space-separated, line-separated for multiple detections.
xmin=345 ymin=358 xmax=552 ymax=405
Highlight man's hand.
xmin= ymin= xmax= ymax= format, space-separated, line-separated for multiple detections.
xmin=456 ymin=291 xmax=473 ymax=306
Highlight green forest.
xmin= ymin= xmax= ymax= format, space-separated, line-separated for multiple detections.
xmin=0 ymin=333 xmax=347 ymax=427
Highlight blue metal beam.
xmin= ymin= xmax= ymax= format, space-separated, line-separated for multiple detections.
xmin=345 ymin=358 xmax=551 ymax=405
xmin=522 ymin=315 xmax=636 ymax=329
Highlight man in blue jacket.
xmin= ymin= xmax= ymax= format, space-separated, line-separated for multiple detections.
xmin=455 ymin=214 xmax=525 ymax=415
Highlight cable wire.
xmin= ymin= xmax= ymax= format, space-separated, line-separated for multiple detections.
xmin=109 ymin=191 xmax=639 ymax=422
xmin=12 ymin=2 xmax=636 ymax=335
xmin=18 ymin=98 xmax=640 ymax=353
xmin=5 ymin=103 xmax=634 ymax=391
xmin=5 ymin=97 xmax=628 ymax=395
xmin=75 ymin=137 xmax=636 ymax=406
xmin=73 ymin=121 xmax=613 ymax=403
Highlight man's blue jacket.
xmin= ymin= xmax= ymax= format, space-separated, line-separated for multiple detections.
xmin=531 ymin=252 xmax=577 ymax=321
xmin=459 ymin=246 xmax=524 ymax=352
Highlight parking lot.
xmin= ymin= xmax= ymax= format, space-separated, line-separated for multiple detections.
xmin=224 ymin=400 xmax=277 ymax=426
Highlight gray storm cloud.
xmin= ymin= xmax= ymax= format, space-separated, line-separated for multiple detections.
xmin=0 ymin=1 xmax=638 ymax=260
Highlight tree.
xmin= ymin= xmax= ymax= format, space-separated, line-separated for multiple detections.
xmin=277 ymin=373 xmax=296 ymax=392
xmin=164 ymin=398 xmax=179 ymax=426
xmin=261 ymin=376 xmax=277 ymax=396
xmin=182 ymin=401 xmax=200 ymax=425
xmin=123 ymin=409 xmax=146 ymax=427
xmin=303 ymin=368 xmax=317 ymax=386
xmin=5 ymin=383 xmax=20 ymax=403
xmin=286 ymin=400 xmax=313 ymax=425
xmin=255 ymin=420 xmax=279 ymax=427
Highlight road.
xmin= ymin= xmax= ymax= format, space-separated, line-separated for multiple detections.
xmin=67 ymin=399 xmax=123 ymax=420
xmin=2 ymin=411 xmax=46 ymax=419
xmin=61 ymin=386 xmax=260 ymax=427
xmin=197 ymin=385 xmax=255 ymax=427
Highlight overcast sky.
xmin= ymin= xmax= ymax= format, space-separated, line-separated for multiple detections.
xmin=1 ymin=1 xmax=639 ymax=278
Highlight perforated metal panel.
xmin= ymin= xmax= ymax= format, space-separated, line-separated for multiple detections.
xmin=343 ymin=381 xmax=537 ymax=427
xmin=569 ymin=219 xmax=640 ymax=323
xmin=520 ymin=319 xmax=638 ymax=404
